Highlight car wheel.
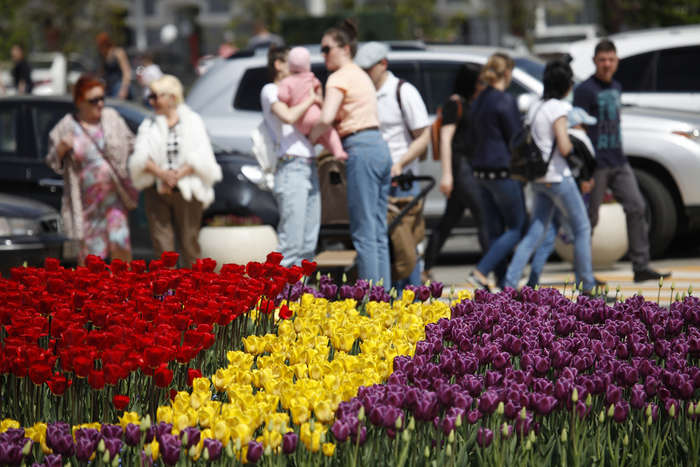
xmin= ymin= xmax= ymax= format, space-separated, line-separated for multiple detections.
xmin=634 ymin=169 xmax=677 ymax=258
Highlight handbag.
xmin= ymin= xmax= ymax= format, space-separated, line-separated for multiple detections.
xmin=509 ymin=101 xmax=556 ymax=182
xmin=73 ymin=115 xmax=139 ymax=211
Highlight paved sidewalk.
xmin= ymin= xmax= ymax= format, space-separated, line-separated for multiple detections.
xmin=431 ymin=258 xmax=699 ymax=302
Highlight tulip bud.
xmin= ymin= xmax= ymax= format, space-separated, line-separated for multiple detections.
xmin=182 ymin=432 xmax=189 ymax=447
xmin=496 ymin=401 xmax=504 ymax=415
xmin=225 ymin=443 xmax=234 ymax=459
xmin=424 ymin=446 xmax=430 ymax=458
xmin=141 ymin=414 xmax=152 ymax=432
xmin=524 ymin=440 xmax=532 ymax=451
xmin=448 ymin=430 xmax=455 ymax=444
xmin=658 ymin=277 xmax=664 ymax=288
xmin=203 ymin=447 xmax=210 ymax=461
xmin=320 ymin=431 xmax=326 ymax=444
xmin=65 ymin=463 xmax=72 ymax=467
xmin=235 ymin=438 xmax=241 ymax=452
xmin=585 ymin=393 xmax=592 ymax=407
xmin=98 ymin=439 xmax=106 ymax=453
xmin=315 ymin=271 xmax=321 ymax=281
xmin=647 ymin=415 xmax=652 ymax=426
xmin=446 ymin=445 xmax=452 ymax=457
xmin=455 ymin=414 xmax=462 ymax=428
xmin=390 ymin=288 xmax=397 ymax=299
xmin=520 ymin=407 xmax=527 ymax=420
xmin=103 ymin=451 xmax=111 ymax=464
xmin=20 ymin=439 xmax=31 ymax=456
xmin=189 ymin=445 xmax=197 ymax=458
xmin=358 ymin=406 xmax=365 ymax=421
xmin=432 ymin=461 xmax=438 ymax=467
xmin=528 ymin=431 xmax=536 ymax=444
xmin=395 ymin=416 xmax=403 ymax=430
xmin=607 ymin=404 xmax=614 ymax=418
xmin=689 ymin=284 xmax=694 ymax=296
xmin=598 ymin=410 xmax=605 ymax=423
xmin=377 ymin=278 xmax=383 ymax=287
xmin=501 ymin=423 xmax=509 ymax=438
xmin=342 ymin=273 xmax=347 ymax=283
xmin=645 ymin=404 xmax=652 ymax=418
xmin=560 ymin=427 xmax=567 ymax=443
xmin=571 ymin=388 xmax=579 ymax=403
xmin=264 ymin=446 xmax=272 ymax=456
xmin=669 ymin=404 xmax=676 ymax=418
xmin=623 ymin=434 xmax=629 ymax=446
xmin=310 ymin=419 xmax=316 ymax=432
xmin=408 ymin=417 xmax=415 ymax=431
xmin=402 ymin=430 xmax=411 ymax=442
xmin=112 ymin=456 xmax=120 ymax=467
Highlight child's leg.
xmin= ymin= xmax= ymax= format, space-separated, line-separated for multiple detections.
xmin=295 ymin=105 xmax=320 ymax=135
xmin=319 ymin=127 xmax=348 ymax=160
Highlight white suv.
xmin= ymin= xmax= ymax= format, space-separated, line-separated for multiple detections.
xmin=567 ymin=25 xmax=700 ymax=112
xmin=187 ymin=44 xmax=700 ymax=257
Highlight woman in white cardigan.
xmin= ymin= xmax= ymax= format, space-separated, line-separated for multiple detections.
xmin=129 ymin=74 xmax=222 ymax=267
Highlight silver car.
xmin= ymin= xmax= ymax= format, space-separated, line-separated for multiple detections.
xmin=187 ymin=45 xmax=700 ymax=257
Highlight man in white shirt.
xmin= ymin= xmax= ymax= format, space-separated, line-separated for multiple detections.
xmin=355 ymin=42 xmax=431 ymax=287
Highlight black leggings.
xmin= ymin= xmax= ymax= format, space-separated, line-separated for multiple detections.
xmin=424 ymin=155 xmax=488 ymax=270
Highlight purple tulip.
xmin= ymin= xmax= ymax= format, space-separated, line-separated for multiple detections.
xmin=476 ymin=428 xmax=493 ymax=447
xmin=101 ymin=424 xmax=123 ymax=440
xmin=104 ymin=438 xmax=123 ymax=459
xmin=429 ymin=281 xmax=444 ymax=298
xmin=200 ymin=438 xmax=221 ymax=461
xmin=478 ymin=390 xmax=500 ymax=415
xmin=247 ymin=440 xmax=263 ymax=463
xmin=0 ymin=429 xmax=24 ymax=443
xmin=75 ymin=436 xmax=98 ymax=462
xmin=613 ymin=401 xmax=630 ymax=423
xmin=331 ymin=420 xmax=351 ymax=442
xmin=532 ymin=393 xmax=558 ymax=415
xmin=44 ymin=454 xmax=63 ymax=467
xmin=606 ymin=384 xmax=622 ymax=405
xmin=281 ymin=432 xmax=299 ymax=454
xmin=159 ymin=434 xmax=181 ymax=465
xmin=124 ymin=424 xmax=141 ymax=447
xmin=630 ymin=384 xmax=647 ymax=409
xmin=181 ymin=427 xmax=200 ymax=449
xmin=0 ymin=442 xmax=23 ymax=465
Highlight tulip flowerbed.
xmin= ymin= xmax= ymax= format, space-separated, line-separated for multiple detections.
xmin=1 ymin=254 xmax=700 ymax=466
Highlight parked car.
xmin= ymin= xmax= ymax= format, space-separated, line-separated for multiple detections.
xmin=0 ymin=192 xmax=78 ymax=274
xmin=186 ymin=44 xmax=700 ymax=256
xmin=1 ymin=53 xmax=86 ymax=96
xmin=0 ymin=95 xmax=277 ymax=261
xmin=566 ymin=25 xmax=700 ymax=112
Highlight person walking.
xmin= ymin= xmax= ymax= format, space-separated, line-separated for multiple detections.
xmin=128 ymin=75 xmax=222 ymax=267
xmin=503 ymin=59 xmax=595 ymax=293
xmin=467 ymin=53 xmax=525 ymax=290
xmin=423 ymin=63 xmax=488 ymax=280
xmin=354 ymin=41 xmax=431 ymax=287
xmin=136 ymin=51 xmax=163 ymax=107
xmin=573 ymin=39 xmax=670 ymax=283
xmin=261 ymin=45 xmax=322 ymax=268
xmin=96 ymin=32 xmax=132 ymax=99
xmin=10 ymin=44 xmax=33 ymax=94
xmin=46 ymin=74 xmax=134 ymax=265
xmin=309 ymin=20 xmax=393 ymax=288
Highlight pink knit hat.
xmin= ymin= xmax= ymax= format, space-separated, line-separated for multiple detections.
xmin=288 ymin=46 xmax=311 ymax=74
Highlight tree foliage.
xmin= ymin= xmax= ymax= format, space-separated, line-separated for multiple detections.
xmin=598 ymin=0 xmax=700 ymax=33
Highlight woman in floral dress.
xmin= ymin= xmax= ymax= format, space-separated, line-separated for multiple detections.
xmin=46 ymin=75 xmax=135 ymax=264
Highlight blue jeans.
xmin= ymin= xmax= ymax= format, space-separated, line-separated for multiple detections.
xmin=273 ymin=157 xmax=321 ymax=268
xmin=527 ymin=217 xmax=558 ymax=287
xmin=505 ymin=176 xmax=594 ymax=292
xmin=344 ymin=129 xmax=392 ymax=288
xmin=389 ymin=181 xmax=422 ymax=288
xmin=476 ymin=178 xmax=526 ymax=286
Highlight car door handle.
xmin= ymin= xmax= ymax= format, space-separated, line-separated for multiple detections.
xmin=39 ymin=178 xmax=64 ymax=188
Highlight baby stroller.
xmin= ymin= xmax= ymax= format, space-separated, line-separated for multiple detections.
xmin=314 ymin=152 xmax=435 ymax=283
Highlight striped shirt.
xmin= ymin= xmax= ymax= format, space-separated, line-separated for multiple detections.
xmin=166 ymin=122 xmax=182 ymax=169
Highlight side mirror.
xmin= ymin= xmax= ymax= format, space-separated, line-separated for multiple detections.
xmin=517 ymin=93 xmax=539 ymax=114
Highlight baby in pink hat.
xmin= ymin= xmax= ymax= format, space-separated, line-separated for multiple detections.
xmin=278 ymin=46 xmax=347 ymax=159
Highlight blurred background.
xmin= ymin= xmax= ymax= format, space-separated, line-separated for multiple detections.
xmin=0 ymin=0 xmax=698 ymax=91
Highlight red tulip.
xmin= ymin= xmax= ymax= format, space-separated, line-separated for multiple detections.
xmin=28 ymin=363 xmax=53 ymax=385
xmin=301 ymin=260 xmax=317 ymax=276
xmin=113 ymin=394 xmax=130 ymax=411
xmin=47 ymin=373 xmax=71 ymax=396
xmin=187 ymin=368 xmax=202 ymax=386
xmin=266 ymin=252 xmax=284 ymax=265
xmin=88 ymin=369 xmax=106 ymax=390
xmin=154 ymin=365 xmax=174 ymax=388
xmin=161 ymin=252 xmax=180 ymax=268
xmin=279 ymin=304 xmax=293 ymax=320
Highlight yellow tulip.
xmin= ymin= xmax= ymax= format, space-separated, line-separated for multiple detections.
xmin=322 ymin=442 xmax=336 ymax=457
xmin=0 ymin=419 xmax=20 ymax=432
xmin=117 ymin=411 xmax=140 ymax=429
xmin=314 ymin=400 xmax=334 ymax=423
xmin=192 ymin=377 xmax=212 ymax=395
xmin=156 ymin=406 xmax=173 ymax=424
xmin=213 ymin=420 xmax=231 ymax=445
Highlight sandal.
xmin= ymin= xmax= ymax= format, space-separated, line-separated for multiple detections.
xmin=467 ymin=271 xmax=491 ymax=292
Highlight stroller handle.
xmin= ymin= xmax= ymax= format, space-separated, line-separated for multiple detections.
xmin=387 ymin=174 xmax=436 ymax=234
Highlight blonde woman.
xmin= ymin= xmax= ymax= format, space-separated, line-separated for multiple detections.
xmin=467 ymin=53 xmax=525 ymax=290
xmin=129 ymin=75 xmax=222 ymax=267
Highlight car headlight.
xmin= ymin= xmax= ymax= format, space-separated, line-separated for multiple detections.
xmin=241 ymin=164 xmax=274 ymax=190
xmin=0 ymin=217 xmax=42 ymax=236
xmin=672 ymin=128 xmax=700 ymax=143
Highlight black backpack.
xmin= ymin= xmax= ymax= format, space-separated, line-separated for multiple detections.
xmin=509 ymin=101 xmax=555 ymax=182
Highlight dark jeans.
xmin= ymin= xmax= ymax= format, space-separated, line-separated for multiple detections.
xmin=425 ymin=156 xmax=488 ymax=270
xmin=588 ymin=163 xmax=650 ymax=272
xmin=476 ymin=177 xmax=526 ymax=287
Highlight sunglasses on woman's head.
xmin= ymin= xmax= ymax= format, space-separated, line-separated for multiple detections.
xmin=86 ymin=95 xmax=105 ymax=105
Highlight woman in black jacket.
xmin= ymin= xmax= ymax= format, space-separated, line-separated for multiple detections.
xmin=467 ymin=53 xmax=526 ymax=290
